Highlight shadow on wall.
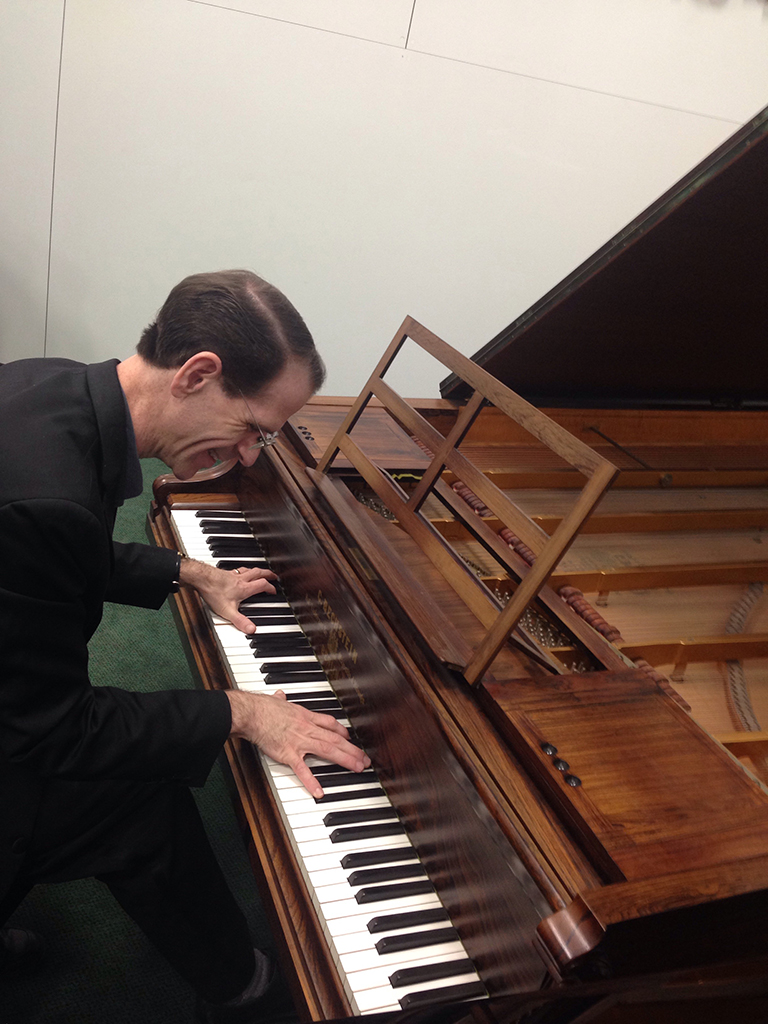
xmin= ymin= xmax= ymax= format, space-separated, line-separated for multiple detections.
xmin=0 ymin=259 xmax=103 ymax=364
xmin=0 ymin=261 xmax=45 ymax=362
xmin=0 ymin=258 xmax=106 ymax=364
xmin=691 ymin=0 xmax=768 ymax=8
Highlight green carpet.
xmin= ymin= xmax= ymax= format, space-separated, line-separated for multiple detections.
xmin=0 ymin=460 xmax=273 ymax=1023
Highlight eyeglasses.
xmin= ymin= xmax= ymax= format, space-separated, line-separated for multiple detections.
xmin=237 ymin=388 xmax=280 ymax=450
xmin=250 ymin=429 xmax=279 ymax=451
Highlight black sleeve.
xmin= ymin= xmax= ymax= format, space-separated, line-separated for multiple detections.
xmin=0 ymin=499 xmax=231 ymax=785
xmin=106 ymin=540 xmax=179 ymax=608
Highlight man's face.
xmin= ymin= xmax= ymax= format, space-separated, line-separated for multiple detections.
xmin=163 ymin=361 xmax=314 ymax=480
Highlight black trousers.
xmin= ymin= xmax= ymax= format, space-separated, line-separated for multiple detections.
xmin=0 ymin=776 xmax=255 ymax=1004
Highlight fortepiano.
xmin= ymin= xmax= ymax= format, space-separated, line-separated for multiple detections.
xmin=149 ymin=105 xmax=768 ymax=1022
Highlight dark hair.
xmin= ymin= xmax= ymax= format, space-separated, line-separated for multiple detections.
xmin=136 ymin=269 xmax=325 ymax=396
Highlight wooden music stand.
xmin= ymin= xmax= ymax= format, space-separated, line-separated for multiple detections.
xmin=311 ymin=317 xmax=619 ymax=685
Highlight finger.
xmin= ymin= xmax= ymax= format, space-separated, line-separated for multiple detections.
xmin=229 ymin=611 xmax=257 ymax=635
xmin=321 ymin=740 xmax=369 ymax=774
xmin=305 ymin=719 xmax=370 ymax=774
xmin=293 ymin=757 xmax=325 ymax=799
xmin=303 ymin=708 xmax=372 ymax=761
xmin=237 ymin=567 xmax=278 ymax=581
xmin=312 ymin=712 xmax=350 ymax=738
xmin=273 ymin=689 xmax=287 ymax=701
xmin=240 ymin=576 xmax=277 ymax=597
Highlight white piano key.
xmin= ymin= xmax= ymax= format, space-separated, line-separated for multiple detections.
xmin=284 ymin=796 xmax=394 ymax=820
xmin=323 ymin=898 xmax=444 ymax=938
xmin=339 ymin=939 xmax=465 ymax=977
xmin=296 ymin=834 xmax=413 ymax=860
xmin=351 ymin=968 xmax=483 ymax=1015
xmin=347 ymin=951 xmax=479 ymax=996
xmin=286 ymin=806 xmax=397 ymax=838
xmin=330 ymin=918 xmax=449 ymax=956
xmin=272 ymin=773 xmax=379 ymax=794
xmin=319 ymin=891 xmax=439 ymax=922
xmin=301 ymin=848 xmax=415 ymax=876
xmin=264 ymin=753 xmax=332 ymax=770
xmin=303 ymin=858 xmax=422 ymax=894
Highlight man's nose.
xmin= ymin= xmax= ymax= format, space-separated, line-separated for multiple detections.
xmin=237 ymin=439 xmax=262 ymax=467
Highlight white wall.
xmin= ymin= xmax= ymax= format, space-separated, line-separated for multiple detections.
xmin=1 ymin=0 xmax=767 ymax=397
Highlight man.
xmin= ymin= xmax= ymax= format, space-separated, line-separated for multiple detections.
xmin=0 ymin=270 xmax=368 ymax=1021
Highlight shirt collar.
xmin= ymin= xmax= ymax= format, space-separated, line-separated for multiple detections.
xmin=120 ymin=390 xmax=144 ymax=502
xmin=84 ymin=359 xmax=143 ymax=507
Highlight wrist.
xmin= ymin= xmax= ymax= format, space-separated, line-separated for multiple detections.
xmin=226 ymin=690 xmax=251 ymax=739
xmin=178 ymin=554 xmax=215 ymax=590
xmin=170 ymin=551 xmax=187 ymax=594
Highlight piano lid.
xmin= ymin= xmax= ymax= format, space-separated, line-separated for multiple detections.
xmin=441 ymin=105 xmax=768 ymax=409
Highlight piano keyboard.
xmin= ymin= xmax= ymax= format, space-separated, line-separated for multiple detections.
xmin=171 ymin=508 xmax=487 ymax=1015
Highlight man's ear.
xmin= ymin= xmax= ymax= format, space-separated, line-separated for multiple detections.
xmin=169 ymin=352 xmax=223 ymax=397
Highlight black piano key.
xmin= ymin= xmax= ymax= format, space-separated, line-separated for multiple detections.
xmin=217 ymin=560 xmax=269 ymax=571
xmin=341 ymin=848 xmax=420 ymax=870
xmin=208 ymin=544 xmax=266 ymax=557
xmin=253 ymin=649 xmax=314 ymax=660
xmin=255 ymin=650 xmax=315 ymax=661
xmin=367 ymin=908 xmax=450 ymax=933
xmin=281 ymin=689 xmax=335 ymax=702
xmin=212 ymin=551 xmax=268 ymax=562
xmin=348 ymin=864 xmax=426 ymax=887
xmin=389 ymin=958 xmax=477 ymax=988
xmin=311 ymin=763 xmax=351 ymax=776
xmin=239 ymin=591 xmax=285 ymax=605
xmin=314 ymin=771 xmax=376 ymax=788
xmin=253 ymin=646 xmax=315 ymax=659
xmin=317 ymin=787 xmax=386 ymax=806
xmin=260 ymin=661 xmax=319 ymax=673
xmin=244 ymin=607 xmax=298 ymax=618
xmin=205 ymin=536 xmax=259 ymax=544
xmin=249 ymin=633 xmax=306 ymax=645
xmin=195 ymin=510 xmax=245 ymax=518
xmin=375 ymin=927 xmax=459 ymax=955
xmin=290 ymin=700 xmax=344 ymax=714
xmin=355 ymin=880 xmax=435 ymax=904
xmin=207 ymin=540 xmax=263 ymax=551
xmin=246 ymin=616 xmax=298 ymax=627
xmin=399 ymin=981 xmax=486 ymax=1010
xmin=323 ymin=807 xmax=399 ymax=826
xmin=251 ymin=639 xmax=312 ymax=652
xmin=330 ymin=822 xmax=405 ymax=843
xmin=199 ymin=521 xmax=253 ymax=534
xmin=263 ymin=672 xmax=326 ymax=685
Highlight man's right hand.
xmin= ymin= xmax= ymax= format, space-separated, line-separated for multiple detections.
xmin=226 ymin=689 xmax=371 ymax=798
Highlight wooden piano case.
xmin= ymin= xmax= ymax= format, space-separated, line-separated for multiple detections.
xmin=149 ymin=106 xmax=768 ymax=1020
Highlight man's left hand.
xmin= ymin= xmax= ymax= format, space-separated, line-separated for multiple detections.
xmin=178 ymin=558 xmax=276 ymax=633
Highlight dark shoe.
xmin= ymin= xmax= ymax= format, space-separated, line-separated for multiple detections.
xmin=197 ymin=949 xmax=296 ymax=1024
xmin=0 ymin=928 xmax=46 ymax=973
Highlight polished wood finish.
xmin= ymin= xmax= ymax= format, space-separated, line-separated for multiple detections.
xmin=150 ymin=108 xmax=768 ymax=1020
xmin=314 ymin=317 xmax=618 ymax=685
